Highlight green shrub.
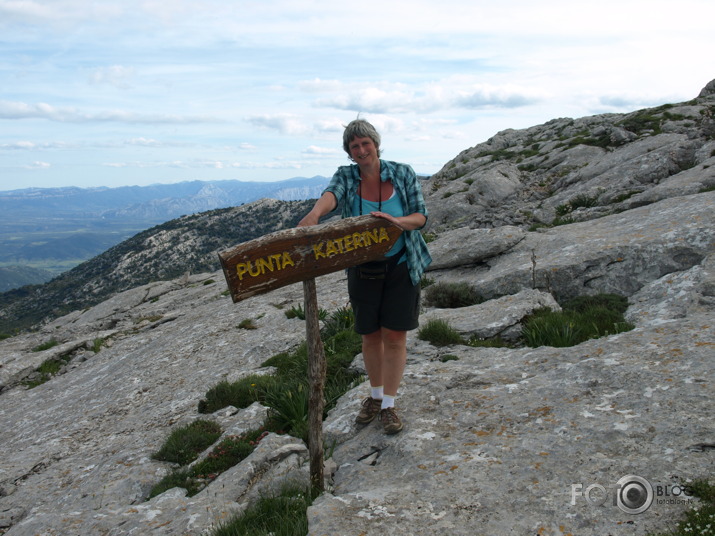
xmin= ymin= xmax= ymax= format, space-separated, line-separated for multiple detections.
xmin=418 ymin=319 xmax=464 ymax=347
xmin=424 ymin=281 xmax=482 ymax=308
xmin=152 ymin=420 xmax=222 ymax=466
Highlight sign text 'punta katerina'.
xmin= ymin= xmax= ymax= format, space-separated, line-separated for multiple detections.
xmin=219 ymin=215 xmax=402 ymax=302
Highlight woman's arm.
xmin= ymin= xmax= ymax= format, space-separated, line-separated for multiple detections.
xmin=297 ymin=192 xmax=338 ymax=227
xmin=370 ymin=211 xmax=426 ymax=231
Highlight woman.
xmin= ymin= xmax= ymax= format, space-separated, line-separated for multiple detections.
xmin=298 ymin=119 xmax=431 ymax=434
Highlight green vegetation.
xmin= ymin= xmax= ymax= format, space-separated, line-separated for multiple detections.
xmin=238 ymin=318 xmax=258 ymax=330
xmin=23 ymin=354 xmax=73 ymax=388
xmin=424 ymin=281 xmax=483 ymax=309
xmin=149 ymin=306 xmax=365 ymax=530
xmin=198 ymin=307 xmax=362 ymax=443
xmin=522 ymin=294 xmax=633 ymax=348
xmin=284 ymin=303 xmax=328 ymax=321
xmin=91 ymin=337 xmax=105 ymax=353
xmin=212 ymin=483 xmax=318 ymax=536
xmin=149 ymin=427 xmax=265 ymax=498
xmin=418 ymin=319 xmax=510 ymax=349
xmin=32 ymin=338 xmax=59 ymax=352
xmin=419 ymin=293 xmax=632 ymax=350
xmin=648 ymin=480 xmax=715 ymax=536
xmin=152 ymin=419 xmax=223 ymax=466
xmin=418 ymin=319 xmax=464 ymax=347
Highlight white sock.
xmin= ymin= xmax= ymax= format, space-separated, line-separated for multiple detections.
xmin=381 ymin=395 xmax=395 ymax=410
xmin=371 ymin=386 xmax=384 ymax=400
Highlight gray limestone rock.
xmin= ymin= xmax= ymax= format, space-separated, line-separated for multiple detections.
xmin=427 ymin=226 xmax=525 ymax=270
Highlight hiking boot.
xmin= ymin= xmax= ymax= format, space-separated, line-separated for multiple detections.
xmin=355 ymin=397 xmax=382 ymax=424
xmin=379 ymin=407 xmax=404 ymax=434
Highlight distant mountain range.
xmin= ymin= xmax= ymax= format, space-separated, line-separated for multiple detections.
xmin=0 ymin=176 xmax=329 ymax=223
xmin=0 ymin=176 xmax=329 ymax=290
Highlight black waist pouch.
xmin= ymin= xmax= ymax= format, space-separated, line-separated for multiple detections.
xmin=355 ymin=247 xmax=406 ymax=280
xmin=357 ymin=260 xmax=389 ymax=280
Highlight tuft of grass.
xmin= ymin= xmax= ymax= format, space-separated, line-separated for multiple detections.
xmin=284 ymin=303 xmax=327 ymax=321
xmin=24 ymin=352 xmax=73 ymax=388
xmin=198 ymin=375 xmax=277 ymax=414
xmin=152 ymin=419 xmax=223 ymax=466
xmin=418 ymin=319 xmax=464 ymax=347
xmin=91 ymin=337 xmax=105 ymax=353
xmin=238 ymin=318 xmax=258 ymax=330
xmin=320 ymin=306 xmax=354 ymax=339
xmin=521 ymin=293 xmax=634 ymax=348
xmin=424 ymin=281 xmax=482 ymax=309
xmin=32 ymin=339 xmax=59 ymax=352
xmin=212 ymin=483 xmax=318 ymax=536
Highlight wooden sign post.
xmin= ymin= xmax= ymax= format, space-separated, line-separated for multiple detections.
xmin=218 ymin=215 xmax=403 ymax=490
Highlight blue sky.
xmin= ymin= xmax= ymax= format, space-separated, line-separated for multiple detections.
xmin=1 ymin=0 xmax=713 ymax=190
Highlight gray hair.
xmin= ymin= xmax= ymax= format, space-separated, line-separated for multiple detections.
xmin=343 ymin=119 xmax=381 ymax=159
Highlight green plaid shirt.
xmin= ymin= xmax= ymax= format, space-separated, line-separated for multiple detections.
xmin=323 ymin=159 xmax=432 ymax=286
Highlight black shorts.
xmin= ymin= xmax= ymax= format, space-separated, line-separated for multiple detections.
xmin=347 ymin=256 xmax=421 ymax=334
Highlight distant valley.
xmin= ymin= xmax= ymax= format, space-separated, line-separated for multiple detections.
xmin=0 ymin=176 xmax=329 ymax=291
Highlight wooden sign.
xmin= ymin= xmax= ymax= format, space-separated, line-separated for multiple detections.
xmin=218 ymin=215 xmax=403 ymax=303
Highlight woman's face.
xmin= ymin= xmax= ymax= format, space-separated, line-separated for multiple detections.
xmin=348 ymin=136 xmax=378 ymax=165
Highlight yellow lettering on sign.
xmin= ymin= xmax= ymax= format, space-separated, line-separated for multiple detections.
xmin=282 ymin=251 xmax=294 ymax=268
xmin=311 ymin=227 xmax=391 ymax=261
xmin=235 ymin=251 xmax=295 ymax=280
xmin=312 ymin=243 xmax=325 ymax=260
xmin=235 ymin=226 xmax=394 ymax=280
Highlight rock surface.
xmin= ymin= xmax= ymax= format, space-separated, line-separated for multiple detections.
xmin=1 ymin=81 xmax=714 ymax=536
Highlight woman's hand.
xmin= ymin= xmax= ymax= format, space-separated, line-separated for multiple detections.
xmin=370 ymin=211 xmax=426 ymax=231
xmin=297 ymin=213 xmax=320 ymax=227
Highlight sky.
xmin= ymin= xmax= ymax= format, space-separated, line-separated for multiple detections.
xmin=1 ymin=0 xmax=714 ymax=191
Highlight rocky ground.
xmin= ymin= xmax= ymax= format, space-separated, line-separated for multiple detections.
xmin=1 ymin=83 xmax=714 ymax=535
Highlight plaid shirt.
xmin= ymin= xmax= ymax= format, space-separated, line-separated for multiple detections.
xmin=323 ymin=159 xmax=432 ymax=285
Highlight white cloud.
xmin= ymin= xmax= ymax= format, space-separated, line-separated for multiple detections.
xmin=25 ymin=161 xmax=51 ymax=169
xmin=302 ymin=145 xmax=339 ymax=157
xmin=0 ymin=101 xmax=221 ymax=124
xmin=245 ymin=114 xmax=311 ymax=136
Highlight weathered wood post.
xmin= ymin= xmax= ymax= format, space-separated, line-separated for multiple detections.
xmin=302 ymin=277 xmax=326 ymax=489
xmin=218 ymin=215 xmax=402 ymax=491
